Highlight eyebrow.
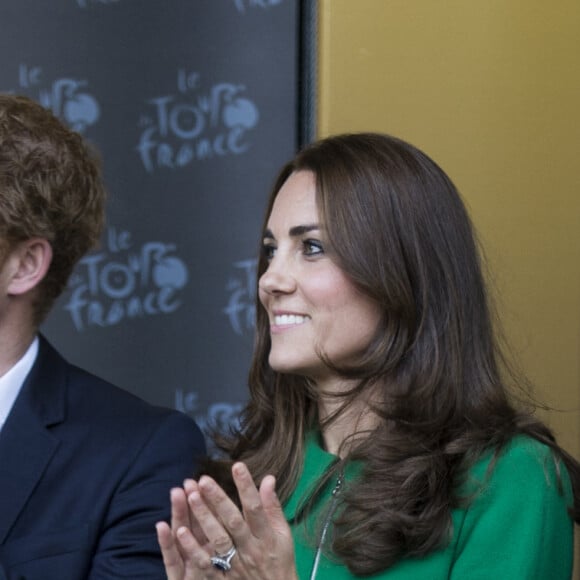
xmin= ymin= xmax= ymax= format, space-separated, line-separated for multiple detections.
xmin=263 ymin=224 xmax=320 ymax=239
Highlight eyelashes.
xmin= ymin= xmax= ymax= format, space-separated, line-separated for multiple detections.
xmin=261 ymin=238 xmax=325 ymax=261
xmin=261 ymin=242 xmax=276 ymax=261
xmin=302 ymin=239 xmax=323 ymax=256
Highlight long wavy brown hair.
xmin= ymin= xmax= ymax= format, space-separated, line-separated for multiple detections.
xmin=210 ymin=133 xmax=580 ymax=575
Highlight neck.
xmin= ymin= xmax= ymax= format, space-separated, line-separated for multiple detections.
xmin=316 ymin=376 xmax=378 ymax=457
xmin=0 ymin=317 xmax=36 ymax=377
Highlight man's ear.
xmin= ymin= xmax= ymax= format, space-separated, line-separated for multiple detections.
xmin=7 ymin=238 xmax=53 ymax=296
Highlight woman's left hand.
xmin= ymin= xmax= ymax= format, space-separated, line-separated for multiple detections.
xmin=157 ymin=462 xmax=298 ymax=580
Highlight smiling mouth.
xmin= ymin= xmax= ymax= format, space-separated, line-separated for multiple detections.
xmin=274 ymin=314 xmax=309 ymax=326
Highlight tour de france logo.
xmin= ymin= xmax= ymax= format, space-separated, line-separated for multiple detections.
xmin=232 ymin=0 xmax=285 ymax=13
xmin=77 ymin=0 xmax=282 ymax=13
xmin=223 ymin=258 xmax=257 ymax=336
xmin=77 ymin=0 xmax=121 ymax=7
xmin=137 ymin=70 xmax=259 ymax=172
xmin=16 ymin=64 xmax=100 ymax=134
xmin=175 ymin=387 xmax=244 ymax=454
xmin=63 ymin=226 xmax=189 ymax=331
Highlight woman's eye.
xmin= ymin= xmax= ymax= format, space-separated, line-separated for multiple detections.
xmin=303 ymin=239 xmax=323 ymax=256
xmin=262 ymin=243 xmax=276 ymax=261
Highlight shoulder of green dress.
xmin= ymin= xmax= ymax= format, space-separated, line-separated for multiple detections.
xmin=462 ymin=435 xmax=571 ymax=501
xmin=448 ymin=436 xmax=575 ymax=578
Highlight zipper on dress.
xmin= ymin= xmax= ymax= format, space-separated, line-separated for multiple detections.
xmin=309 ymin=473 xmax=344 ymax=580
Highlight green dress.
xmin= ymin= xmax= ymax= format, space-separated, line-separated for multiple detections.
xmin=284 ymin=432 xmax=574 ymax=579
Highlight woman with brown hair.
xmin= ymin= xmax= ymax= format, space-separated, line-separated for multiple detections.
xmin=157 ymin=133 xmax=579 ymax=579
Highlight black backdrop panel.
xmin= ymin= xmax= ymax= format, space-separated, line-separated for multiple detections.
xmin=0 ymin=0 xmax=299 ymax=438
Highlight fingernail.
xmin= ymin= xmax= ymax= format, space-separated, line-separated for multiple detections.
xmin=233 ymin=462 xmax=246 ymax=476
xmin=199 ymin=476 xmax=214 ymax=491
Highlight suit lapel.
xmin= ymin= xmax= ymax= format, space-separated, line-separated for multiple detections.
xmin=0 ymin=336 xmax=66 ymax=544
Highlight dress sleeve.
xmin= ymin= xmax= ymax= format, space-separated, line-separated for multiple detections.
xmin=450 ymin=438 xmax=574 ymax=580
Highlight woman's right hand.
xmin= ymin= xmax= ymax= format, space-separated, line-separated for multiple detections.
xmin=156 ymin=463 xmax=298 ymax=580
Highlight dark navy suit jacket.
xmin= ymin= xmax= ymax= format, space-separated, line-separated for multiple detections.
xmin=0 ymin=336 xmax=206 ymax=579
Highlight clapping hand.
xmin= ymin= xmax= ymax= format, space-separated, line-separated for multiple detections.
xmin=156 ymin=462 xmax=298 ymax=580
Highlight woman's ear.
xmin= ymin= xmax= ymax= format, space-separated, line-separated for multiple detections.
xmin=7 ymin=238 xmax=53 ymax=296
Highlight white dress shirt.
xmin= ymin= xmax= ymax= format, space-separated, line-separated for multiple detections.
xmin=0 ymin=336 xmax=39 ymax=433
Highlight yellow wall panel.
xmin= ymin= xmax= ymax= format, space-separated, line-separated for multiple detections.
xmin=318 ymin=2 xmax=580 ymax=570
xmin=317 ymin=0 xmax=580 ymax=459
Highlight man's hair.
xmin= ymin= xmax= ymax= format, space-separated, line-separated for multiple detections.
xmin=0 ymin=94 xmax=106 ymax=324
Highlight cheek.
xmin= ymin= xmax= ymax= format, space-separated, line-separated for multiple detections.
xmin=323 ymin=286 xmax=380 ymax=338
xmin=304 ymin=269 xmax=347 ymax=305
xmin=310 ymin=271 xmax=359 ymax=311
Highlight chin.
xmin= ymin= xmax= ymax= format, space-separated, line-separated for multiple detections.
xmin=269 ymin=360 xmax=297 ymax=374
xmin=269 ymin=355 xmax=306 ymax=375
xmin=269 ymin=359 xmax=321 ymax=381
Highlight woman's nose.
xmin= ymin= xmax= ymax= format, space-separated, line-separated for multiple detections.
xmin=258 ymin=262 xmax=296 ymax=295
